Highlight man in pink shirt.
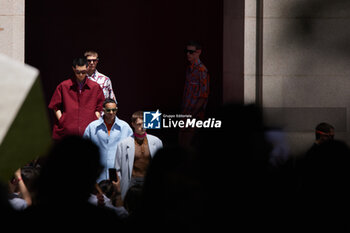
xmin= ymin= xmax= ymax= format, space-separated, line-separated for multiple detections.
xmin=48 ymin=57 xmax=105 ymax=140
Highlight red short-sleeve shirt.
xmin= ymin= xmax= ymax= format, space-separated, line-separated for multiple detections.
xmin=48 ymin=77 xmax=105 ymax=140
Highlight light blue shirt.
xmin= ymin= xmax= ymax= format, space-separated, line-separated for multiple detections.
xmin=84 ymin=116 xmax=133 ymax=182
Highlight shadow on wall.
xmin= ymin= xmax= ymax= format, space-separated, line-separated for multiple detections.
xmin=264 ymin=0 xmax=350 ymax=155
xmin=283 ymin=0 xmax=350 ymax=59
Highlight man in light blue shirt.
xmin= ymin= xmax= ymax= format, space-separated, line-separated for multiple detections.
xmin=84 ymin=98 xmax=132 ymax=182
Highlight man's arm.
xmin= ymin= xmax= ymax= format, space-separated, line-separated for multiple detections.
xmin=112 ymin=180 xmax=123 ymax=207
xmin=193 ymin=68 xmax=209 ymax=116
xmin=105 ymin=78 xmax=116 ymax=102
xmin=115 ymin=142 xmax=123 ymax=180
xmin=95 ymin=85 xmax=105 ymax=116
xmin=83 ymin=123 xmax=91 ymax=139
xmin=48 ymin=84 xmax=63 ymax=117
xmin=14 ymin=169 xmax=32 ymax=206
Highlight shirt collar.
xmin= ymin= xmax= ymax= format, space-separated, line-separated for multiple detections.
xmin=88 ymin=70 xmax=100 ymax=80
xmin=190 ymin=59 xmax=201 ymax=69
xmin=99 ymin=115 xmax=121 ymax=126
xmin=194 ymin=58 xmax=201 ymax=65
xmin=70 ymin=77 xmax=91 ymax=89
xmin=76 ymin=78 xmax=86 ymax=90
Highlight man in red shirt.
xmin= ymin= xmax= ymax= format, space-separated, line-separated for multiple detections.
xmin=48 ymin=57 xmax=105 ymax=140
xmin=179 ymin=40 xmax=209 ymax=147
xmin=182 ymin=40 xmax=209 ymax=119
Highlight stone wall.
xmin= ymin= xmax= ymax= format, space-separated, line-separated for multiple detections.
xmin=0 ymin=0 xmax=24 ymax=62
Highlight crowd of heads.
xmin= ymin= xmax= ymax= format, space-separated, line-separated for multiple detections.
xmin=2 ymin=103 xmax=350 ymax=229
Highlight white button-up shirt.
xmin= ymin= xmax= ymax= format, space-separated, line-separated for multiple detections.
xmin=87 ymin=70 xmax=116 ymax=102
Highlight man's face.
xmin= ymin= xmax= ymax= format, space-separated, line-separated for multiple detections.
xmin=103 ymin=102 xmax=117 ymax=122
xmin=319 ymin=128 xmax=335 ymax=144
xmin=86 ymin=55 xmax=99 ymax=73
xmin=186 ymin=45 xmax=201 ymax=63
xmin=73 ymin=65 xmax=88 ymax=82
xmin=132 ymin=118 xmax=146 ymax=135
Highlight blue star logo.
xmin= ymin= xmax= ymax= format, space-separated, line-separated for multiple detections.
xmin=143 ymin=110 xmax=162 ymax=129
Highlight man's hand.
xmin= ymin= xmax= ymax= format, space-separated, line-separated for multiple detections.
xmin=96 ymin=193 xmax=105 ymax=206
xmin=112 ymin=179 xmax=123 ymax=207
xmin=95 ymin=111 xmax=101 ymax=119
xmin=112 ymin=179 xmax=121 ymax=194
xmin=54 ymin=110 xmax=62 ymax=121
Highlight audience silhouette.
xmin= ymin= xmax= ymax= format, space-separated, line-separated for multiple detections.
xmin=21 ymin=136 xmax=126 ymax=230
xmin=295 ymin=140 xmax=350 ymax=231
xmin=1 ymin=104 xmax=350 ymax=231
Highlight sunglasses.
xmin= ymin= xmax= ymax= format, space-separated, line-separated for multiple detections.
xmin=185 ymin=49 xmax=196 ymax=54
xmin=75 ymin=70 xmax=87 ymax=75
xmin=87 ymin=59 xmax=99 ymax=63
xmin=104 ymin=108 xmax=117 ymax=113
xmin=316 ymin=130 xmax=335 ymax=138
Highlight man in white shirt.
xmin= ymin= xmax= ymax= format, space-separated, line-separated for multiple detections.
xmin=115 ymin=111 xmax=163 ymax=200
xmin=84 ymin=50 xmax=116 ymax=101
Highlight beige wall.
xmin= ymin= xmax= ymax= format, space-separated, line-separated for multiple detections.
xmin=0 ymin=0 xmax=25 ymax=62
xmin=244 ymin=0 xmax=350 ymax=156
xmin=244 ymin=0 xmax=257 ymax=104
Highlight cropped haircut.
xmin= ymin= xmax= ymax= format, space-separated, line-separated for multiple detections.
xmin=98 ymin=180 xmax=114 ymax=198
xmin=84 ymin=50 xmax=99 ymax=58
xmin=72 ymin=57 xmax=88 ymax=67
xmin=103 ymin=98 xmax=117 ymax=108
xmin=187 ymin=40 xmax=202 ymax=50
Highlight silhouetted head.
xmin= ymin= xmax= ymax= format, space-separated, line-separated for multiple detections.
xmin=195 ymin=103 xmax=271 ymax=170
xmin=35 ymin=136 xmax=102 ymax=204
xmin=139 ymin=146 xmax=202 ymax=230
xmin=315 ymin=122 xmax=335 ymax=144
xmin=301 ymin=139 xmax=350 ymax=193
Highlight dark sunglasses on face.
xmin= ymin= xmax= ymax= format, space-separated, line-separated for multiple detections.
xmin=75 ymin=70 xmax=87 ymax=75
xmin=104 ymin=108 xmax=117 ymax=113
xmin=87 ymin=59 xmax=99 ymax=63
xmin=185 ymin=49 xmax=196 ymax=54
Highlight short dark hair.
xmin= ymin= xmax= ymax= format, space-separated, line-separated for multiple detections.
xmin=103 ymin=98 xmax=116 ymax=108
xmin=21 ymin=166 xmax=39 ymax=193
xmin=98 ymin=180 xmax=114 ymax=198
xmin=123 ymin=184 xmax=143 ymax=215
xmin=72 ymin=57 xmax=88 ymax=67
xmin=187 ymin=40 xmax=202 ymax=50
xmin=315 ymin=122 xmax=334 ymax=140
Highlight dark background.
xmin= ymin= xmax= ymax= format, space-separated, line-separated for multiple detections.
xmin=25 ymin=0 xmax=241 ymax=145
